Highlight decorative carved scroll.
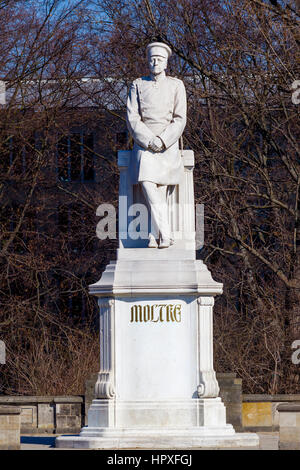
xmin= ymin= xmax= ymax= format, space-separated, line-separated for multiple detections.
xmin=196 ymin=296 xmax=220 ymax=398
xmin=95 ymin=298 xmax=116 ymax=399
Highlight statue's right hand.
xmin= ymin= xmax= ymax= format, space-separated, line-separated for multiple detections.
xmin=148 ymin=137 xmax=164 ymax=153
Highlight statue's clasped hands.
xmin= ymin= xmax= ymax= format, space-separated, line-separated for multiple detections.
xmin=148 ymin=136 xmax=165 ymax=153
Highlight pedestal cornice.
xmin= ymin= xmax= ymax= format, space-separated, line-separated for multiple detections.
xmin=89 ymin=255 xmax=223 ymax=298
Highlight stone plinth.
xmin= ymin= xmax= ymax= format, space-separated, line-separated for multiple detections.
xmin=0 ymin=406 xmax=21 ymax=450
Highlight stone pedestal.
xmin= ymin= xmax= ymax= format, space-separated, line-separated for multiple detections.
xmin=56 ymin=252 xmax=258 ymax=448
xmin=56 ymin=150 xmax=258 ymax=449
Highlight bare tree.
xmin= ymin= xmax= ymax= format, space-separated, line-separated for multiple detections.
xmin=0 ymin=0 xmax=120 ymax=395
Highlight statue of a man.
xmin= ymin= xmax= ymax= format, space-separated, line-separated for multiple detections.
xmin=126 ymin=42 xmax=187 ymax=248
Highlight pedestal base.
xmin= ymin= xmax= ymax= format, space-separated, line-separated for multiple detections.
xmin=86 ymin=398 xmax=229 ymax=428
xmin=56 ymin=429 xmax=259 ymax=449
xmin=56 ymin=397 xmax=259 ymax=449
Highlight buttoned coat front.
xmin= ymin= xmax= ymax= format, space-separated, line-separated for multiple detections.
xmin=126 ymin=75 xmax=187 ymax=185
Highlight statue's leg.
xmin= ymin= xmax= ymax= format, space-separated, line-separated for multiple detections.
xmin=141 ymin=181 xmax=171 ymax=243
xmin=156 ymin=184 xmax=170 ymax=241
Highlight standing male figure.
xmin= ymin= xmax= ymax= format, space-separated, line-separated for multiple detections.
xmin=126 ymin=42 xmax=187 ymax=248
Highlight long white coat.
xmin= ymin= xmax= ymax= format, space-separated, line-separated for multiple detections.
xmin=126 ymin=74 xmax=187 ymax=185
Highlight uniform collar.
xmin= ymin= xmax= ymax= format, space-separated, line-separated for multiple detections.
xmin=149 ymin=71 xmax=167 ymax=83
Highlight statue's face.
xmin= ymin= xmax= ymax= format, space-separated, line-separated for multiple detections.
xmin=148 ymin=54 xmax=168 ymax=75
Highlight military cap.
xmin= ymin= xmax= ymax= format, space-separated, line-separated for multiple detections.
xmin=146 ymin=42 xmax=172 ymax=59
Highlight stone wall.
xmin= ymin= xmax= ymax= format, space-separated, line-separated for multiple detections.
xmin=242 ymin=394 xmax=300 ymax=431
xmin=216 ymin=373 xmax=242 ymax=431
xmin=0 ymin=396 xmax=83 ymax=434
xmin=0 ymin=406 xmax=21 ymax=450
xmin=2 ymin=382 xmax=300 ymax=437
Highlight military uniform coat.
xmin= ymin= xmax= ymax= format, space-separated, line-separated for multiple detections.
xmin=126 ymin=74 xmax=187 ymax=185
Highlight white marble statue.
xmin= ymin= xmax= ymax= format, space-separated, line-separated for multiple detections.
xmin=56 ymin=42 xmax=259 ymax=452
xmin=126 ymin=42 xmax=187 ymax=248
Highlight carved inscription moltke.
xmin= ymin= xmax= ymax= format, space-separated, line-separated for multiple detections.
xmin=130 ymin=304 xmax=182 ymax=323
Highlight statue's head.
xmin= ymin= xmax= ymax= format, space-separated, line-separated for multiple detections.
xmin=146 ymin=42 xmax=172 ymax=76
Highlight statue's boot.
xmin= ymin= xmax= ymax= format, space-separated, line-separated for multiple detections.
xmin=148 ymin=234 xmax=158 ymax=248
xmin=159 ymin=237 xmax=174 ymax=249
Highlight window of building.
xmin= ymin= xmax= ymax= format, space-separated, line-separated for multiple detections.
xmin=2 ymin=134 xmax=36 ymax=174
xmin=57 ymin=131 xmax=95 ymax=182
